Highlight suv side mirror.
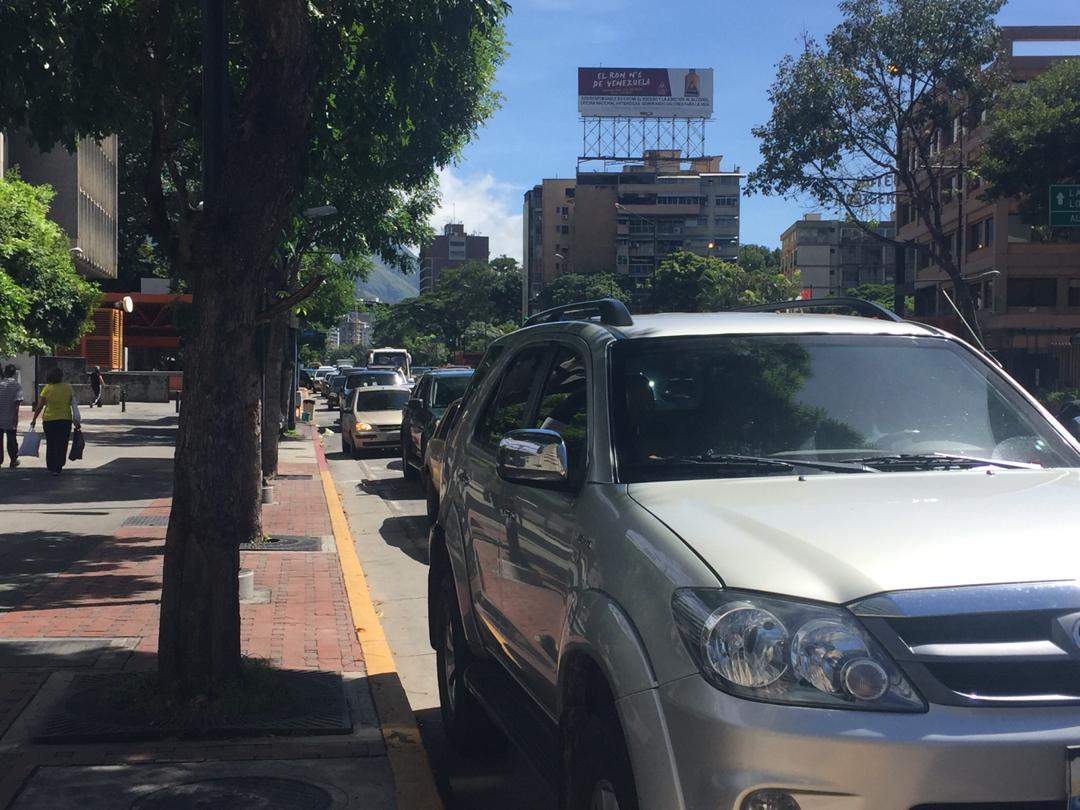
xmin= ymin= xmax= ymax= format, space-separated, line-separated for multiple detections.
xmin=496 ymin=429 xmax=568 ymax=485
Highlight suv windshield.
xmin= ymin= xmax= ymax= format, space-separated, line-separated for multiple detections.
xmin=611 ymin=334 xmax=1080 ymax=482
xmin=354 ymin=389 xmax=411 ymax=411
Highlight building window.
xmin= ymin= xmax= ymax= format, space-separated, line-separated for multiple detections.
xmin=718 ymin=176 xmax=739 ymax=185
xmin=1007 ymin=278 xmax=1057 ymax=308
xmin=714 ymin=196 xmax=738 ymax=207
xmin=967 ymin=217 xmax=994 ymax=252
xmin=1069 ymin=279 xmax=1080 ymax=307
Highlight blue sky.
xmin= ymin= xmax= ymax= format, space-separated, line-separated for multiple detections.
xmin=431 ymin=0 xmax=1078 ymax=261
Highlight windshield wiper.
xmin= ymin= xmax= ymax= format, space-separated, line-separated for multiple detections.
xmin=659 ymin=453 xmax=874 ymax=475
xmin=845 ymin=452 xmax=1038 ymax=471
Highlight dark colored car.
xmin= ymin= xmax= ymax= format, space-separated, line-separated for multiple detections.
xmin=401 ymin=369 xmax=474 ymax=481
xmin=341 ymin=369 xmax=407 ymax=412
xmin=325 ymin=370 xmax=355 ymax=410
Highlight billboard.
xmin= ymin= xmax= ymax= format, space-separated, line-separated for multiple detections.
xmin=578 ymin=67 xmax=713 ymax=118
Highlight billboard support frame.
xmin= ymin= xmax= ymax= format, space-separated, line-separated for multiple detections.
xmin=578 ymin=116 xmax=707 ymax=168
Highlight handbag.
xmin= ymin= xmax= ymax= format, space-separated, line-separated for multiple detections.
xmin=69 ymin=427 xmax=85 ymax=461
xmin=18 ymin=431 xmax=41 ymax=457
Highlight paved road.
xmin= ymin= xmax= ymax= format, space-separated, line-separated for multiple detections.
xmin=322 ymin=403 xmax=557 ymax=810
xmin=0 ymin=403 xmax=176 ymax=612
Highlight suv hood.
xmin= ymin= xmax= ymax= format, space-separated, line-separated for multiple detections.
xmin=628 ymin=469 xmax=1080 ymax=605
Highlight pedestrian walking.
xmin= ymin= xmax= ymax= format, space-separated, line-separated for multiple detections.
xmin=0 ymin=364 xmax=23 ymax=468
xmin=88 ymin=365 xmax=105 ymax=407
xmin=30 ymin=367 xmax=81 ymax=475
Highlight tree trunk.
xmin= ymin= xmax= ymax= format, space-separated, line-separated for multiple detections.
xmin=157 ymin=0 xmax=319 ymax=702
xmin=261 ymin=314 xmax=287 ymax=480
xmin=158 ymin=254 xmax=262 ymax=699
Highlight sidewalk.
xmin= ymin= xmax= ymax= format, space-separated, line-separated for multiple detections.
xmin=0 ymin=404 xmax=434 ymax=808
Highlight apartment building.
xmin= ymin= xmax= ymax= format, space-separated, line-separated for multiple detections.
xmin=419 ymin=222 xmax=489 ymax=293
xmin=523 ymin=150 xmax=743 ymax=310
xmin=898 ymin=26 xmax=1080 ymax=389
xmin=1 ymin=132 xmax=119 ymax=280
xmin=780 ymin=214 xmax=895 ymax=296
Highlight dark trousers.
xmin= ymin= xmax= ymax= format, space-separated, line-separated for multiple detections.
xmin=0 ymin=429 xmax=15 ymax=465
xmin=43 ymin=419 xmax=72 ymax=472
xmin=91 ymin=385 xmax=102 ymax=406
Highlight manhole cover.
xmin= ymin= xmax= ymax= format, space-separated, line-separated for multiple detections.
xmin=131 ymin=777 xmax=332 ymax=810
xmin=239 ymin=535 xmax=323 ymax=551
xmin=122 ymin=515 xmax=170 ymax=527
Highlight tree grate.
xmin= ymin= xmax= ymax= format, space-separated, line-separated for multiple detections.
xmin=121 ymin=515 xmax=170 ymax=527
xmin=130 ymin=777 xmax=333 ymax=810
xmin=239 ymin=534 xmax=325 ymax=552
xmin=33 ymin=669 xmax=351 ymax=743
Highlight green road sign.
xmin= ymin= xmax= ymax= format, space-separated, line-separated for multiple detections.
xmin=1050 ymin=185 xmax=1080 ymax=227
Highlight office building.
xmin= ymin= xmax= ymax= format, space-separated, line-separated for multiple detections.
xmin=897 ymin=26 xmax=1080 ymax=388
xmin=419 ymin=222 xmax=489 ymax=293
xmin=523 ymin=150 xmax=742 ymax=309
xmin=780 ymin=214 xmax=895 ymax=297
xmin=1 ymin=132 xmax=118 ymax=279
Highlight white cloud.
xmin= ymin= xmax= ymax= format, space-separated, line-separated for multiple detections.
xmin=433 ymin=167 xmax=524 ymax=262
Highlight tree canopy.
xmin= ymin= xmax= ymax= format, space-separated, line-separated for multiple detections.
xmin=748 ymin=0 xmax=1006 ymax=327
xmin=979 ymin=58 xmax=1080 ymax=229
xmin=0 ymin=174 xmax=100 ymax=354
xmin=648 ymin=252 xmax=799 ymax=313
xmin=533 ymin=272 xmax=630 ymax=311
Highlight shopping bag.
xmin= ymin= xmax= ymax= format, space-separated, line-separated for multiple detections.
xmin=68 ymin=428 xmax=85 ymax=461
xmin=18 ymin=431 xmax=40 ymax=457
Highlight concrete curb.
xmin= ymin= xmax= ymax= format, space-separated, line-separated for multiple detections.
xmin=313 ymin=424 xmax=444 ymax=810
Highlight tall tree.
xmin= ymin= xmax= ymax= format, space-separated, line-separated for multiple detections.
xmin=979 ymin=58 xmax=1080 ymax=230
xmin=747 ymin=0 xmax=1005 ymax=331
xmin=649 ymin=251 xmax=799 ymax=313
xmin=534 ymin=272 xmax=630 ymax=311
xmin=0 ymin=175 xmax=100 ymax=353
xmin=0 ymin=0 xmax=507 ymax=700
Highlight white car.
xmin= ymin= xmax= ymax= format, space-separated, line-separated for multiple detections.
xmin=340 ymin=385 xmax=412 ymax=457
xmin=430 ymin=297 xmax=1080 ymax=810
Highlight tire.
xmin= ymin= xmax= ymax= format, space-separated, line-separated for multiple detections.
xmin=435 ymin=574 xmax=502 ymax=755
xmin=402 ymin=438 xmax=419 ymax=481
xmin=563 ymin=707 xmax=640 ymax=810
xmin=424 ymin=470 xmax=439 ymax=524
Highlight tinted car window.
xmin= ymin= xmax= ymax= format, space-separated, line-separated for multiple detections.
xmin=534 ymin=347 xmax=588 ymax=477
xmin=435 ymin=399 xmax=463 ymax=440
xmin=354 ymin=389 xmax=412 ymax=411
xmin=475 ymin=348 xmax=548 ymax=447
xmin=432 ymin=374 xmax=473 ymax=408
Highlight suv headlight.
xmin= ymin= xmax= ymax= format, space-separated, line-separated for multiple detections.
xmin=672 ymin=589 xmax=925 ymax=712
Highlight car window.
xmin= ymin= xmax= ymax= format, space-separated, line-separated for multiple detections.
xmin=534 ymin=348 xmax=588 ymax=478
xmin=354 ymin=389 xmax=412 ymax=411
xmin=435 ymin=400 xmax=463 ymax=440
xmin=475 ymin=348 xmax=549 ymax=448
xmin=415 ymin=376 xmax=432 ymax=403
xmin=432 ymin=374 xmax=473 ymax=408
xmin=348 ymin=372 xmax=404 ymax=388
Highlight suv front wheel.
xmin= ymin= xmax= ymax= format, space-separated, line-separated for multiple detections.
xmin=435 ymin=573 xmax=502 ymax=755
xmin=563 ymin=706 xmax=639 ymax=810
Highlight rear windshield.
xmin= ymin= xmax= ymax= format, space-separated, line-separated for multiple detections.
xmin=432 ymin=374 xmax=473 ymax=408
xmin=354 ymin=389 xmax=411 ymax=411
xmin=348 ymin=372 xmax=404 ymax=388
xmin=611 ymin=334 xmax=1080 ymax=482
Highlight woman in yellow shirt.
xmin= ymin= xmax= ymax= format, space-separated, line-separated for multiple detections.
xmin=30 ymin=366 xmax=80 ymax=475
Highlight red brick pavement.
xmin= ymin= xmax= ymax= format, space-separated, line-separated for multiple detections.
xmin=0 ymin=433 xmax=362 ymax=675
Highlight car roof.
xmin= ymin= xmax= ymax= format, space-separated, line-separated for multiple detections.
xmin=425 ymin=368 xmax=474 ymax=377
xmin=522 ymin=311 xmax=938 ymax=341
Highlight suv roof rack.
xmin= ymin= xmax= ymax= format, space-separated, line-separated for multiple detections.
xmin=736 ymin=296 xmax=904 ymax=323
xmin=523 ymin=298 xmax=634 ymax=328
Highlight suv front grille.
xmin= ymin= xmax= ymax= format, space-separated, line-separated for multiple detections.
xmin=851 ymin=582 xmax=1080 ymax=707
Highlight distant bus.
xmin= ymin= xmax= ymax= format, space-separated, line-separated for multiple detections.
xmin=368 ymin=347 xmax=411 ymax=377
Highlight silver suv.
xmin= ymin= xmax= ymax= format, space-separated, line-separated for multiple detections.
xmin=427 ymin=298 xmax=1080 ymax=810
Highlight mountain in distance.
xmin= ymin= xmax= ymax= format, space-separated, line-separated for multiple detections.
xmin=355 ymin=250 xmax=420 ymax=304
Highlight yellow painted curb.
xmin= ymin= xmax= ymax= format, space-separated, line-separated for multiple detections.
xmin=321 ymin=467 xmax=444 ymax=810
